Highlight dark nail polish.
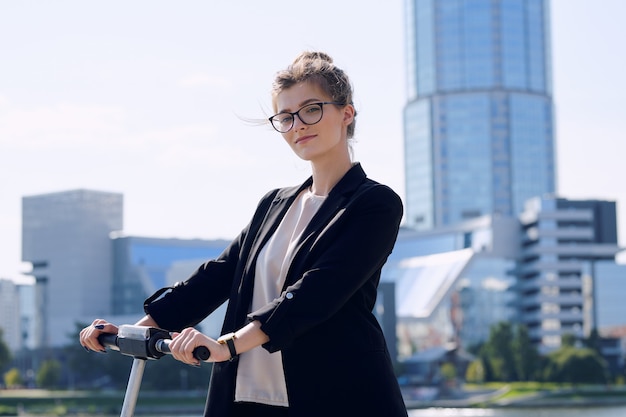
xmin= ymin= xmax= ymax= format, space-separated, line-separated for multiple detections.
xmin=94 ymin=324 xmax=105 ymax=329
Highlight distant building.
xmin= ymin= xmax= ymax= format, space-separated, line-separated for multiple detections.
xmin=0 ymin=278 xmax=21 ymax=351
xmin=16 ymin=188 xmax=626 ymax=366
xmin=110 ymin=234 xmax=230 ymax=336
xmin=516 ymin=196 xmax=621 ymax=353
xmin=20 ymin=189 xmax=230 ymax=347
xmin=403 ymin=0 xmax=555 ymax=230
xmin=382 ymin=196 xmax=625 ymax=358
xmin=384 ymin=215 xmax=519 ymax=357
xmin=22 ymin=189 xmax=123 ymax=347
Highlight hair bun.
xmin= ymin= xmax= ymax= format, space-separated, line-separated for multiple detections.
xmin=293 ymin=51 xmax=334 ymax=66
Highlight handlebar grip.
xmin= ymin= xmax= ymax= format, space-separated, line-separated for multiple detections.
xmin=155 ymin=338 xmax=211 ymax=361
xmin=97 ymin=333 xmax=119 ymax=349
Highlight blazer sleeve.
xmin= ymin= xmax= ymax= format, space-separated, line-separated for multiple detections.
xmin=248 ymin=183 xmax=403 ymax=352
xmin=144 ymin=189 xmax=279 ymax=332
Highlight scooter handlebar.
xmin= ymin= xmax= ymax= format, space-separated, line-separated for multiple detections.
xmin=97 ymin=326 xmax=210 ymax=362
xmin=155 ymin=339 xmax=211 ymax=361
xmin=98 ymin=333 xmax=119 ymax=351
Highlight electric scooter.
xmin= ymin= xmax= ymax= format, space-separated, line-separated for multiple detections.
xmin=98 ymin=325 xmax=210 ymax=417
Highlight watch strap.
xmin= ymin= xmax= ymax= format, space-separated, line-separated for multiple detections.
xmin=218 ymin=333 xmax=238 ymax=361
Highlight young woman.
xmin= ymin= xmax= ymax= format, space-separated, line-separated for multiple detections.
xmin=80 ymin=51 xmax=408 ymax=417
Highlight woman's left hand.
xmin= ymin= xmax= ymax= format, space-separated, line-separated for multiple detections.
xmin=168 ymin=327 xmax=228 ymax=365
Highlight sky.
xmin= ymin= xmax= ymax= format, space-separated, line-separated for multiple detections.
xmin=1 ymin=0 xmax=625 ymax=283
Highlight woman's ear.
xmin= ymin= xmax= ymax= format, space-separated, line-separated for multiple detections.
xmin=343 ymin=104 xmax=355 ymax=126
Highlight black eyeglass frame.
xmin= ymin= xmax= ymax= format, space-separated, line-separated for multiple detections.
xmin=268 ymin=101 xmax=344 ymax=133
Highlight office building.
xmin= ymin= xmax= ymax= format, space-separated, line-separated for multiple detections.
xmin=403 ymin=0 xmax=555 ymax=230
xmin=111 ymin=234 xmax=230 ymax=336
xmin=383 ymin=215 xmax=520 ymax=356
xmin=382 ymin=195 xmax=625 ymax=358
xmin=22 ymin=189 xmax=123 ymax=347
xmin=0 ymin=278 xmax=22 ymax=351
xmin=16 ymin=187 xmax=626 ymax=364
xmin=516 ymin=196 xmax=621 ymax=353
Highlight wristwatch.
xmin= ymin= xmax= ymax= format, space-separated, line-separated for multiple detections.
xmin=217 ymin=332 xmax=238 ymax=361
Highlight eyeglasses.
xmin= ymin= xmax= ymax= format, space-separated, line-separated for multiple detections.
xmin=268 ymin=102 xmax=343 ymax=133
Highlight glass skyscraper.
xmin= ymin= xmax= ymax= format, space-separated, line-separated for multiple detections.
xmin=403 ymin=0 xmax=555 ymax=230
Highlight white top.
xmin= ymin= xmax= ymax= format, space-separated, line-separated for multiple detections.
xmin=235 ymin=187 xmax=327 ymax=406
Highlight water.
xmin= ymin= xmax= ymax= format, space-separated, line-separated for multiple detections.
xmin=94 ymin=406 xmax=626 ymax=416
xmin=407 ymin=406 xmax=626 ymax=417
xmin=41 ymin=405 xmax=626 ymax=416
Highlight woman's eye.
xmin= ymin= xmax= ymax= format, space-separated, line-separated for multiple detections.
xmin=305 ymin=105 xmax=321 ymax=114
xmin=279 ymin=115 xmax=293 ymax=124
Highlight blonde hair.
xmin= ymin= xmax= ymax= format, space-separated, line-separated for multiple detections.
xmin=271 ymin=51 xmax=357 ymax=139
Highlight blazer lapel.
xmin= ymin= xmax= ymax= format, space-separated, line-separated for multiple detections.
xmin=282 ymin=163 xmax=368 ymax=286
xmin=235 ymin=179 xmax=312 ymax=321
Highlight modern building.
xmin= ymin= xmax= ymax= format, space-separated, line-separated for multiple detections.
xmin=22 ymin=189 xmax=123 ymax=347
xmin=16 ymin=187 xmax=626 ymax=367
xmin=19 ymin=189 xmax=231 ymax=347
xmin=403 ymin=0 xmax=555 ymax=230
xmin=382 ymin=195 xmax=625 ymax=360
xmin=516 ymin=196 xmax=621 ymax=353
xmin=0 ymin=278 xmax=22 ymax=351
xmin=383 ymin=215 xmax=520 ymax=357
xmin=110 ymin=234 xmax=230 ymax=336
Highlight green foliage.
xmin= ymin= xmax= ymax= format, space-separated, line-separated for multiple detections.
xmin=440 ymin=362 xmax=457 ymax=381
xmin=480 ymin=322 xmax=517 ymax=381
xmin=477 ymin=322 xmax=541 ymax=383
xmin=36 ymin=359 xmax=62 ymax=389
xmin=561 ymin=333 xmax=577 ymax=347
xmin=465 ymin=359 xmax=485 ymax=383
xmin=512 ymin=325 xmax=540 ymax=381
xmin=142 ymin=356 xmax=212 ymax=390
xmin=3 ymin=367 xmax=23 ymax=387
xmin=543 ymin=345 xmax=609 ymax=384
xmin=583 ymin=328 xmax=602 ymax=353
xmin=0 ymin=328 xmax=12 ymax=372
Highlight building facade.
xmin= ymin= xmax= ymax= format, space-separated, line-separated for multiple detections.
xmin=516 ymin=196 xmax=621 ymax=353
xmin=16 ymin=188 xmax=626 ymax=366
xmin=383 ymin=215 xmax=520 ymax=357
xmin=110 ymin=235 xmax=230 ymax=336
xmin=403 ymin=0 xmax=555 ymax=230
xmin=0 ymin=278 xmax=22 ymax=351
xmin=22 ymin=189 xmax=123 ymax=347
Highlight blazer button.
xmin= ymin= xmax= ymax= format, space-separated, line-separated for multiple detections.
xmin=285 ymin=292 xmax=294 ymax=300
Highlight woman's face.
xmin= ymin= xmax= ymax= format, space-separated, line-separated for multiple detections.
xmin=274 ymin=81 xmax=354 ymax=164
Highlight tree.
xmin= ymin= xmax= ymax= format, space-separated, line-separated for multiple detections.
xmin=4 ymin=367 xmax=23 ymax=388
xmin=512 ymin=325 xmax=540 ymax=381
xmin=480 ymin=322 xmax=517 ymax=381
xmin=36 ymin=359 xmax=62 ymax=389
xmin=543 ymin=345 xmax=608 ymax=384
xmin=465 ymin=359 xmax=485 ymax=383
xmin=0 ymin=328 xmax=12 ymax=373
xmin=561 ymin=333 xmax=577 ymax=347
xmin=583 ymin=328 xmax=602 ymax=354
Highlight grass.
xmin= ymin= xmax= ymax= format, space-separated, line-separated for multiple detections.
xmin=0 ymin=389 xmax=207 ymax=416
xmin=463 ymin=382 xmax=626 ymax=407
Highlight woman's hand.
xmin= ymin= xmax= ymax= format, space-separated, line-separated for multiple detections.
xmin=79 ymin=319 xmax=119 ymax=352
xmin=168 ymin=327 xmax=230 ymax=365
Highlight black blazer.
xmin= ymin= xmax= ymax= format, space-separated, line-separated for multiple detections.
xmin=145 ymin=163 xmax=408 ymax=417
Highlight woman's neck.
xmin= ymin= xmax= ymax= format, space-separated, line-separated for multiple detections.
xmin=309 ymin=157 xmax=353 ymax=196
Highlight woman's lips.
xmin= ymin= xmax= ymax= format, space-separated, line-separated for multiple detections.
xmin=295 ymin=134 xmax=315 ymax=144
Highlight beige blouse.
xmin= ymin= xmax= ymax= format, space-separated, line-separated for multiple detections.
xmin=235 ymin=187 xmax=327 ymax=406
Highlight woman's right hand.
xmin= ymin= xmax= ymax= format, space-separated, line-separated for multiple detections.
xmin=79 ymin=319 xmax=119 ymax=352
